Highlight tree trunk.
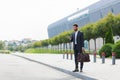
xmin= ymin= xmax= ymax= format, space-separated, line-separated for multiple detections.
xmin=69 ymin=43 xmax=71 ymax=52
xmin=94 ymin=39 xmax=97 ymax=51
xmin=103 ymin=38 xmax=105 ymax=45
xmin=57 ymin=44 xmax=59 ymax=53
xmin=88 ymin=40 xmax=91 ymax=53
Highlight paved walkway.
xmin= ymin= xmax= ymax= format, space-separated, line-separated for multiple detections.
xmin=0 ymin=54 xmax=82 ymax=80
xmin=13 ymin=53 xmax=120 ymax=80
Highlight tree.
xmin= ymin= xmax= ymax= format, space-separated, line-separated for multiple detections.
xmin=33 ymin=41 xmax=42 ymax=48
xmin=92 ymin=24 xmax=98 ymax=51
xmin=113 ymin=14 xmax=120 ymax=36
xmin=96 ymin=17 xmax=108 ymax=45
xmin=105 ymin=26 xmax=114 ymax=44
xmin=41 ymin=39 xmax=49 ymax=47
xmin=103 ymin=13 xmax=115 ymax=44
xmin=0 ymin=41 xmax=5 ymax=50
xmin=7 ymin=46 xmax=14 ymax=51
xmin=25 ymin=13 xmax=120 ymax=53
xmin=81 ymin=24 xmax=93 ymax=53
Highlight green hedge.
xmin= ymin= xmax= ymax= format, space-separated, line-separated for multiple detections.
xmin=24 ymin=13 xmax=120 ymax=54
xmin=112 ymin=42 xmax=120 ymax=58
xmin=0 ymin=50 xmax=10 ymax=54
xmin=29 ymin=13 xmax=120 ymax=48
xmin=116 ymin=40 xmax=120 ymax=44
xmin=25 ymin=48 xmax=73 ymax=54
xmin=99 ymin=43 xmax=113 ymax=57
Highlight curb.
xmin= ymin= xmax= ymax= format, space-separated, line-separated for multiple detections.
xmin=12 ymin=54 xmax=97 ymax=80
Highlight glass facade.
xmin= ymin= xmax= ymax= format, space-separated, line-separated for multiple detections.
xmin=48 ymin=0 xmax=120 ymax=38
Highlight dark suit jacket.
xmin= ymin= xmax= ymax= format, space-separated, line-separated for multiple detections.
xmin=71 ymin=31 xmax=84 ymax=52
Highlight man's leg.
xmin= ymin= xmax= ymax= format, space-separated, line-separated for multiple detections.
xmin=80 ymin=62 xmax=84 ymax=72
xmin=73 ymin=50 xmax=79 ymax=72
xmin=78 ymin=48 xmax=84 ymax=72
xmin=74 ymin=52 xmax=78 ymax=69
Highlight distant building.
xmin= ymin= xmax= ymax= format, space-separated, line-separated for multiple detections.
xmin=4 ymin=38 xmax=37 ymax=47
xmin=47 ymin=0 xmax=120 ymax=38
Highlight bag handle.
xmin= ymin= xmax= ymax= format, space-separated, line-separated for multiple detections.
xmin=82 ymin=49 xmax=86 ymax=54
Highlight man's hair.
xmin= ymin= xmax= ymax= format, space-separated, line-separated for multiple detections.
xmin=73 ymin=24 xmax=78 ymax=27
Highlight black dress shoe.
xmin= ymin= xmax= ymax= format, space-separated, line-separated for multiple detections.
xmin=73 ymin=69 xmax=79 ymax=72
xmin=80 ymin=70 xmax=83 ymax=72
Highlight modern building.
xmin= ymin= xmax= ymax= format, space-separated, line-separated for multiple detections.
xmin=47 ymin=0 xmax=120 ymax=38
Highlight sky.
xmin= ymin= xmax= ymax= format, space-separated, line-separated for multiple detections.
xmin=0 ymin=0 xmax=100 ymax=41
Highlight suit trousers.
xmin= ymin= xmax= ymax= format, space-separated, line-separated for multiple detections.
xmin=74 ymin=45 xmax=84 ymax=70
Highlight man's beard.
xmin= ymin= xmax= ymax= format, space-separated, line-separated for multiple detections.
xmin=74 ymin=29 xmax=78 ymax=31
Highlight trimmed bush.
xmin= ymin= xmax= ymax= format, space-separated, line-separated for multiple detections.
xmin=116 ymin=40 xmax=120 ymax=44
xmin=99 ymin=43 xmax=113 ymax=57
xmin=112 ymin=41 xmax=120 ymax=58
xmin=0 ymin=50 xmax=10 ymax=54
xmin=25 ymin=48 xmax=69 ymax=54
xmin=105 ymin=26 xmax=114 ymax=44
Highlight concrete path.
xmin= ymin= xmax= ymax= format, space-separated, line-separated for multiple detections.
xmin=0 ymin=54 xmax=81 ymax=80
xmin=12 ymin=53 xmax=120 ymax=80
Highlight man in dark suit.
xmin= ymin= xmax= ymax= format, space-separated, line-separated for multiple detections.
xmin=70 ymin=24 xmax=84 ymax=72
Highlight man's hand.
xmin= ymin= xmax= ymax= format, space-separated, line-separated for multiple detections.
xmin=67 ymin=36 xmax=71 ymax=40
xmin=82 ymin=47 xmax=85 ymax=53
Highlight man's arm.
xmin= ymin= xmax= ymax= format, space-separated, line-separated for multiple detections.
xmin=81 ymin=32 xmax=84 ymax=47
xmin=80 ymin=32 xmax=85 ymax=52
xmin=70 ymin=33 xmax=73 ymax=42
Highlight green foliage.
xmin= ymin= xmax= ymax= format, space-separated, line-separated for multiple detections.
xmin=95 ymin=13 xmax=115 ymax=44
xmin=7 ymin=46 xmax=14 ymax=51
xmin=92 ymin=23 xmax=98 ymax=39
xmin=112 ymin=41 xmax=120 ymax=58
xmin=16 ymin=46 xmax=25 ymax=52
xmin=116 ymin=40 xmax=120 ymax=44
xmin=0 ymin=50 xmax=10 ymax=54
xmin=31 ymin=13 xmax=120 ymax=48
xmin=25 ymin=13 xmax=120 ymax=54
xmin=25 ymin=48 xmax=67 ymax=54
xmin=33 ymin=41 xmax=42 ymax=48
xmin=80 ymin=24 xmax=93 ymax=41
xmin=113 ymin=14 xmax=120 ymax=36
xmin=32 ymin=31 xmax=72 ymax=47
xmin=95 ymin=18 xmax=106 ymax=38
xmin=105 ymin=26 xmax=114 ymax=44
xmin=99 ymin=43 xmax=113 ymax=57
xmin=0 ymin=41 xmax=5 ymax=50
xmin=105 ymin=13 xmax=115 ymax=30
xmin=41 ymin=39 xmax=49 ymax=46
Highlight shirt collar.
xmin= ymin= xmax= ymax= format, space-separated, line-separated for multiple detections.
xmin=75 ymin=30 xmax=78 ymax=33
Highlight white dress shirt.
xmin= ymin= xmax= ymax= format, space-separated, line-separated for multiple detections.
xmin=75 ymin=31 xmax=78 ymax=44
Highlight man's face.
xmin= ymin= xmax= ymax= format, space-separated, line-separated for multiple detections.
xmin=73 ymin=26 xmax=78 ymax=31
